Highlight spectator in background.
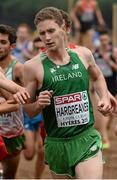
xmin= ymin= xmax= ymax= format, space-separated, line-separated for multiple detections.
xmin=32 ymin=36 xmax=46 ymax=56
xmin=12 ymin=23 xmax=33 ymax=63
xmin=71 ymin=0 xmax=105 ymax=50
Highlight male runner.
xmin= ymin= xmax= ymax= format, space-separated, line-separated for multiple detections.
xmin=24 ymin=7 xmax=112 ymax=179
xmin=0 ymin=24 xmax=29 ymax=178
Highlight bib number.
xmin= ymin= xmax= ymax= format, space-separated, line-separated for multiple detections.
xmin=54 ymin=91 xmax=89 ymax=127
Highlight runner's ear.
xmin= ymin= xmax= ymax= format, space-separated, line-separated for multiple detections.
xmin=10 ymin=43 xmax=16 ymax=51
xmin=61 ymin=23 xmax=67 ymax=32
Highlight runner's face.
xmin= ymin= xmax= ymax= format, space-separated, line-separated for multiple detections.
xmin=37 ymin=20 xmax=64 ymax=51
xmin=17 ymin=27 xmax=30 ymax=41
xmin=33 ymin=41 xmax=45 ymax=55
xmin=100 ymin=34 xmax=110 ymax=47
xmin=0 ymin=33 xmax=11 ymax=61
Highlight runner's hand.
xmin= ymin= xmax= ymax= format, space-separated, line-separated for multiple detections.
xmin=37 ymin=90 xmax=53 ymax=109
xmin=13 ymin=87 xmax=30 ymax=104
xmin=97 ymin=98 xmax=112 ymax=116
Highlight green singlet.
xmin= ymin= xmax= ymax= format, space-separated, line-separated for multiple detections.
xmin=39 ymin=49 xmax=102 ymax=177
xmin=39 ymin=49 xmax=94 ymax=138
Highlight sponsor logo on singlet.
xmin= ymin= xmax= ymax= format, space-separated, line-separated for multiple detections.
xmin=54 ymin=91 xmax=89 ymax=127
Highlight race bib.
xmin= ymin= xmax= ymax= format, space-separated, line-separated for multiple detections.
xmin=54 ymin=91 xmax=89 ymax=127
xmin=0 ymin=113 xmax=13 ymax=127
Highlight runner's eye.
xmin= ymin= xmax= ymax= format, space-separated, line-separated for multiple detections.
xmin=39 ymin=32 xmax=45 ymax=36
xmin=47 ymin=29 xmax=55 ymax=33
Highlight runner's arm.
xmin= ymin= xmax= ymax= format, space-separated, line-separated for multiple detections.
xmin=23 ymin=61 xmax=41 ymax=117
xmin=87 ymin=49 xmax=112 ymax=115
xmin=70 ymin=1 xmax=81 ymax=30
xmin=95 ymin=1 xmax=105 ymax=26
xmin=0 ymin=73 xmax=30 ymax=104
xmin=0 ymin=99 xmax=19 ymax=114
xmin=23 ymin=61 xmax=52 ymax=117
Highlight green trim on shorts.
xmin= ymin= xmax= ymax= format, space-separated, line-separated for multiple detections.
xmin=3 ymin=134 xmax=25 ymax=155
xmin=45 ymin=127 xmax=102 ymax=177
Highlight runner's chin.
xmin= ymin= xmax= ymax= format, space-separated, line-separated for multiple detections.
xmin=46 ymin=44 xmax=56 ymax=51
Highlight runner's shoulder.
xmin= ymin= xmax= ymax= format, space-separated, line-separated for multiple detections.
xmin=71 ymin=46 xmax=92 ymax=58
xmin=24 ymin=53 xmax=43 ymax=74
xmin=14 ymin=60 xmax=23 ymax=69
xmin=25 ymin=53 xmax=41 ymax=66
xmin=70 ymin=46 xmax=93 ymax=69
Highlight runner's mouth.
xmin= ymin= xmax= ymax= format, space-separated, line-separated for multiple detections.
xmin=46 ymin=43 xmax=54 ymax=47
